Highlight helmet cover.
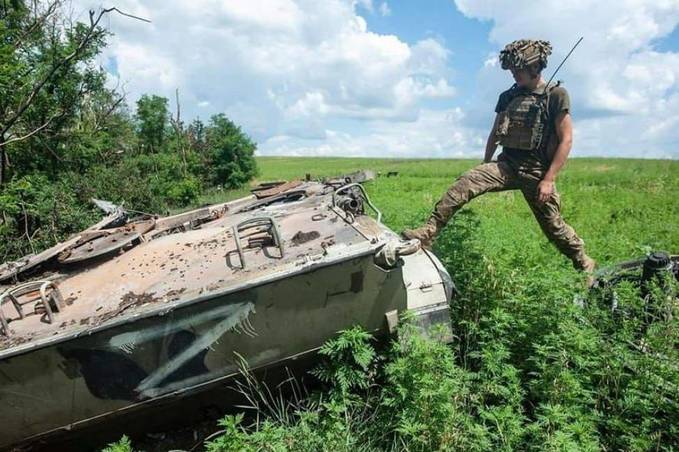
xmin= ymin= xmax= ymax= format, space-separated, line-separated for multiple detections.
xmin=499 ymin=39 xmax=552 ymax=70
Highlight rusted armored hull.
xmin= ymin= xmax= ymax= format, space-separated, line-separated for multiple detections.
xmin=0 ymin=177 xmax=452 ymax=449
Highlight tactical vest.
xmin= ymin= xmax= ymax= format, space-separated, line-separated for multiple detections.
xmin=495 ymin=82 xmax=558 ymax=151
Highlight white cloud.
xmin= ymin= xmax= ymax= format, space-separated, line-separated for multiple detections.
xmin=354 ymin=0 xmax=374 ymax=13
xmin=258 ymin=108 xmax=483 ymax=157
xmin=75 ymin=0 xmax=679 ymax=158
xmin=75 ymin=0 xmax=460 ymax=157
xmin=455 ymin=0 xmax=679 ymax=158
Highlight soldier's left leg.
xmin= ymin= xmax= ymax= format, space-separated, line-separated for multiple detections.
xmin=402 ymin=162 xmax=518 ymax=249
xmin=520 ymin=182 xmax=595 ymax=272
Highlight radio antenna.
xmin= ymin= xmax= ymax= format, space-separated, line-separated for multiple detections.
xmin=545 ymin=36 xmax=583 ymax=89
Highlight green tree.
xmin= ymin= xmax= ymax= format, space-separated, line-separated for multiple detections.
xmin=188 ymin=118 xmax=207 ymax=155
xmin=0 ymin=2 xmax=258 ymax=262
xmin=206 ymin=113 xmax=257 ymax=188
xmin=0 ymin=1 xmax=129 ymax=183
xmin=135 ymin=94 xmax=169 ymax=153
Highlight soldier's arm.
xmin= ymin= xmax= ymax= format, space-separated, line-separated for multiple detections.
xmin=483 ymin=114 xmax=501 ymax=163
xmin=543 ymin=111 xmax=573 ymax=182
xmin=538 ymin=111 xmax=573 ymax=203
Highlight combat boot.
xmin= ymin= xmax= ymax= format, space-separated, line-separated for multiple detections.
xmin=580 ymin=255 xmax=596 ymax=274
xmin=402 ymin=219 xmax=439 ymax=250
xmin=573 ymin=253 xmax=596 ymax=273
xmin=573 ymin=253 xmax=597 ymax=287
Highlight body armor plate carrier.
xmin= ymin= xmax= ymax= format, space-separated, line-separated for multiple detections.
xmin=495 ymin=82 xmax=559 ymax=151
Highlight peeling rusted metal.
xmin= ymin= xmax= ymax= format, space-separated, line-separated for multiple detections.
xmin=252 ymin=180 xmax=303 ymax=198
xmin=58 ymin=230 xmax=141 ymax=264
xmin=0 ymin=207 xmax=127 ymax=283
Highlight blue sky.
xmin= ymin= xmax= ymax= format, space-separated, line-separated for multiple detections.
xmin=655 ymin=24 xmax=679 ymax=52
xmin=362 ymin=0 xmax=493 ymax=95
xmin=81 ymin=0 xmax=679 ymax=159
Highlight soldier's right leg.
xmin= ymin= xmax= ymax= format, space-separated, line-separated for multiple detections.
xmin=403 ymin=162 xmax=518 ymax=249
xmin=520 ymin=182 xmax=595 ymax=273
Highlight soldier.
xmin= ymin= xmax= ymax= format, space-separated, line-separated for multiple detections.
xmin=403 ymin=39 xmax=596 ymax=274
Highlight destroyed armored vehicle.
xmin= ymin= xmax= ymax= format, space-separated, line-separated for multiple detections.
xmin=591 ymin=251 xmax=678 ymax=291
xmin=0 ymin=174 xmax=454 ymax=449
xmin=589 ymin=251 xmax=678 ymax=318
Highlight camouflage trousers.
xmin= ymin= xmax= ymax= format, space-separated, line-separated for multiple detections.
xmin=430 ymin=161 xmax=588 ymax=268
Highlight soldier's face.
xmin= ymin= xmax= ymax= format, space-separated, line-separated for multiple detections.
xmin=510 ymin=67 xmax=532 ymax=87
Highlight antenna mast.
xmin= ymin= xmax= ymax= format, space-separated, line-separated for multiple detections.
xmin=545 ymin=36 xmax=584 ymax=88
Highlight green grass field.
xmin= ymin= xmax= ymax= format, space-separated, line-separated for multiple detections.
xmin=253 ymin=157 xmax=678 ymax=267
xmin=111 ymin=157 xmax=679 ymax=452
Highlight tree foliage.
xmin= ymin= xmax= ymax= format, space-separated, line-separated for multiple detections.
xmin=206 ymin=114 xmax=257 ymax=188
xmin=0 ymin=0 xmax=258 ymax=261
xmin=135 ymin=94 xmax=169 ymax=153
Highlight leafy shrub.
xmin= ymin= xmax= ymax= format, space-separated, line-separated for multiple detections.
xmin=312 ymin=325 xmax=376 ymax=396
xmin=101 ymin=435 xmax=134 ymax=452
xmin=376 ymin=324 xmax=489 ymax=452
xmin=0 ymin=174 xmax=99 ymax=259
xmin=166 ymin=176 xmax=202 ymax=206
xmin=206 ymin=114 xmax=258 ymax=188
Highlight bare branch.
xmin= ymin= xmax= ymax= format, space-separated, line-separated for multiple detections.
xmin=93 ymin=94 xmax=126 ymax=132
xmin=0 ymin=115 xmax=56 ymax=147
xmin=13 ymin=0 xmax=61 ymax=50
xmin=0 ymin=7 xmax=150 ymax=140
xmin=36 ymin=135 xmax=65 ymax=163
xmin=21 ymin=201 xmax=35 ymax=254
xmin=171 ymin=88 xmax=188 ymax=175
xmin=175 ymin=87 xmax=181 ymax=125
xmin=104 ymin=7 xmax=151 ymax=23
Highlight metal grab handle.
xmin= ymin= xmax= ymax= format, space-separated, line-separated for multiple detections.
xmin=232 ymin=216 xmax=285 ymax=269
xmin=332 ymin=183 xmax=382 ymax=223
xmin=0 ymin=280 xmax=63 ymax=336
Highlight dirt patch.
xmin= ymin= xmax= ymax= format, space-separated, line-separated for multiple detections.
xmin=117 ymin=291 xmax=160 ymax=314
xmin=290 ymin=230 xmax=320 ymax=246
xmin=120 ymin=291 xmax=161 ymax=309
xmin=165 ymin=287 xmax=187 ymax=302
xmin=0 ymin=333 xmax=33 ymax=349
xmin=97 ymin=291 xmax=162 ymax=323
xmin=192 ymin=238 xmax=220 ymax=249
xmin=64 ymin=296 xmax=77 ymax=306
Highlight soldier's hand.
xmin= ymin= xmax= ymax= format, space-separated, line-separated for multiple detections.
xmin=537 ymin=180 xmax=555 ymax=203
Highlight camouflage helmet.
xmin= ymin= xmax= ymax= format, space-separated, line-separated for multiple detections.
xmin=499 ymin=39 xmax=552 ymax=71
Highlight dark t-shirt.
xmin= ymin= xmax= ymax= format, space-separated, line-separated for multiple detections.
xmin=494 ymin=82 xmax=570 ymax=175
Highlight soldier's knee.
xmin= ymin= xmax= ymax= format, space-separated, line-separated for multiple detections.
xmin=447 ymin=178 xmax=477 ymax=202
xmin=444 ymin=188 xmax=467 ymax=207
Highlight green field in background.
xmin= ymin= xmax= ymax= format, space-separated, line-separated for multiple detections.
xmin=252 ymin=157 xmax=678 ymax=269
